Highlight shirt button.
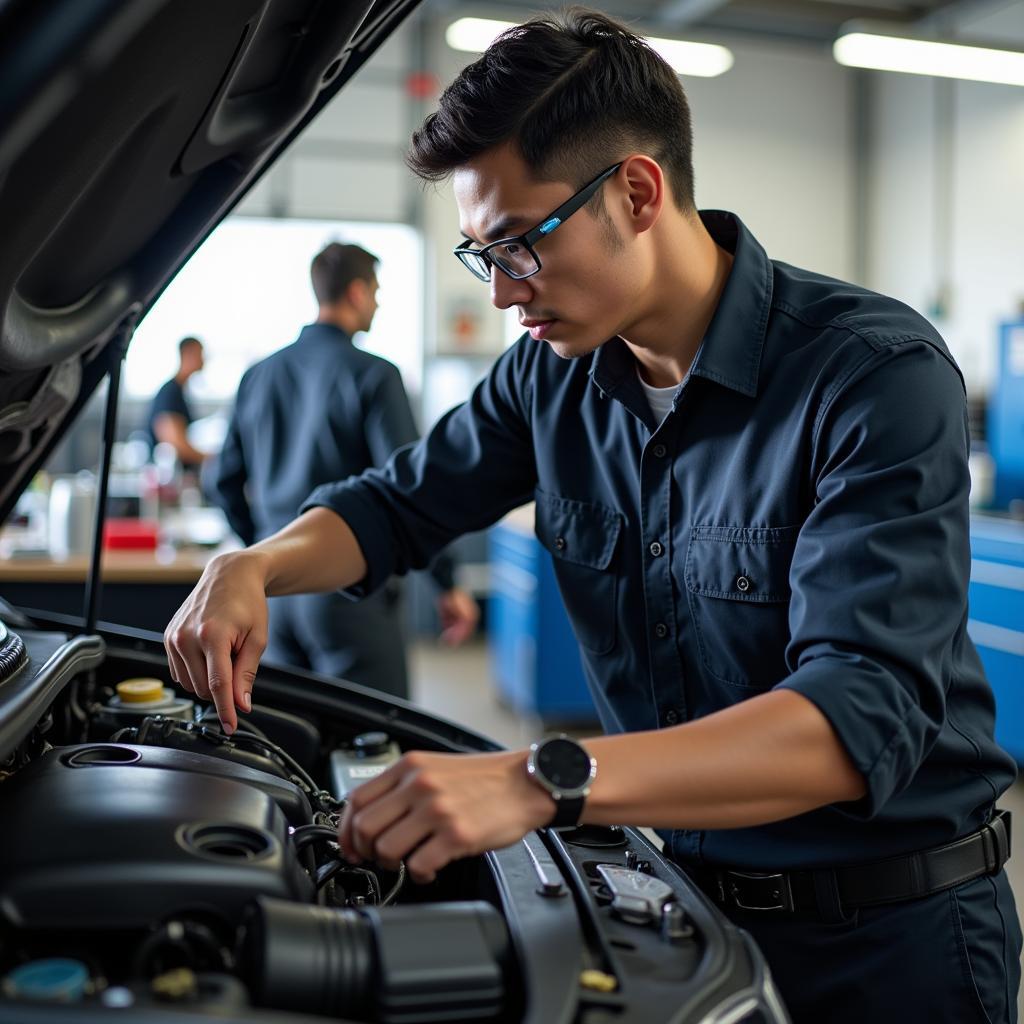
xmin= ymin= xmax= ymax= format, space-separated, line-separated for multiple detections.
xmin=653 ymin=444 xmax=667 ymax=458
xmin=654 ymin=622 xmax=668 ymax=639
xmin=664 ymin=709 xmax=679 ymax=726
xmin=735 ymin=575 xmax=752 ymax=593
xmin=554 ymin=536 xmax=566 ymax=551
xmin=649 ymin=541 xmax=663 ymax=557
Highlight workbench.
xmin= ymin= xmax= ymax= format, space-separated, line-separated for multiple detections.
xmin=0 ymin=548 xmax=216 ymax=633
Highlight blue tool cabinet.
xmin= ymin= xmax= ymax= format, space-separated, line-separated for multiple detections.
xmin=488 ymin=509 xmax=598 ymax=724
xmin=968 ymin=515 xmax=1024 ymax=763
xmin=989 ymin=321 xmax=1024 ymax=509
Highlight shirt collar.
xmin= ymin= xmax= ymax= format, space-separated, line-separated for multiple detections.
xmin=590 ymin=210 xmax=773 ymax=400
xmin=298 ymin=322 xmax=353 ymax=344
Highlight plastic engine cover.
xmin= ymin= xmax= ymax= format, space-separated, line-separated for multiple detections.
xmin=0 ymin=745 xmax=314 ymax=930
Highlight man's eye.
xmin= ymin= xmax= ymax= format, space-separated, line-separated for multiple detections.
xmin=500 ymin=243 xmax=521 ymax=256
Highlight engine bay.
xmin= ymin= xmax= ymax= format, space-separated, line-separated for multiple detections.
xmin=0 ymin=617 xmax=785 ymax=1024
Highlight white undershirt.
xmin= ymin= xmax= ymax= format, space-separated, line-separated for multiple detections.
xmin=637 ymin=367 xmax=680 ymax=424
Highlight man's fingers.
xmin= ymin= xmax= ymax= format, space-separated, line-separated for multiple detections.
xmin=348 ymin=791 xmax=415 ymax=861
xmin=372 ymin=807 xmax=434 ymax=868
xmin=339 ymin=760 xmax=412 ymax=859
xmin=203 ymin=644 xmax=238 ymax=735
xmin=405 ymin=835 xmax=456 ymax=884
xmin=231 ymin=629 xmax=265 ymax=714
xmin=168 ymin=626 xmax=208 ymax=700
xmin=165 ymin=644 xmax=191 ymax=693
xmin=441 ymin=619 xmax=473 ymax=647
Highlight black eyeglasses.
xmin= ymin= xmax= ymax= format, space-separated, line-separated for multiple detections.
xmin=453 ymin=162 xmax=623 ymax=283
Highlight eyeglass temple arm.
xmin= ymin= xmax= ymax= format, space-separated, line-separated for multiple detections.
xmin=523 ymin=163 xmax=622 ymax=245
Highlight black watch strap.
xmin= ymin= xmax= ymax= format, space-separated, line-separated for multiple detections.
xmin=550 ymin=794 xmax=584 ymax=828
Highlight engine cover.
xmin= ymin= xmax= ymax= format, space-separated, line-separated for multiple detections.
xmin=0 ymin=745 xmax=314 ymax=930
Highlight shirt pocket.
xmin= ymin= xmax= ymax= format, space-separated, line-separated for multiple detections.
xmin=684 ymin=524 xmax=798 ymax=689
xmin=535 ymin=488 xmax=623 ymax=656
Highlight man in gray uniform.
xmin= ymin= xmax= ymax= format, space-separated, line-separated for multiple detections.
xmin=209 ymin=243 xmax=477 ymax=697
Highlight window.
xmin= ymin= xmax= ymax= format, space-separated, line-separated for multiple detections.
xmin=126 ymin=217 xmax=423 ymax=400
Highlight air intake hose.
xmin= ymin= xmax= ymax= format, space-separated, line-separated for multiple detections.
xmin=240 ymin=896 xmax=509 ymax=1023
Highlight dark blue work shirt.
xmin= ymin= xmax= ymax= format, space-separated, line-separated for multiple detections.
xmin=212 ymin=323 xmax=453 ymax=589
xmin=304 ymin=212 xmax=1015 ymax=871
xmin=148 ymin=378 xmax=193 ymax=450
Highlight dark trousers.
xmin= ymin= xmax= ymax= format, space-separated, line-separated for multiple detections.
xmin=725 ymin=871 xmax=1021 ymax=1023
xmin=264 ymin=586 xmax=410 ymax=700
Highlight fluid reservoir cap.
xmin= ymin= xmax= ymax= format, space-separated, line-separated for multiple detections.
xmin=353 ymin=731 xmax=391 ymax=757
xmin=3 ymin=958 xmax=89 ymax=1002
xmin=117 ymin=678 xmax=166 ymax=704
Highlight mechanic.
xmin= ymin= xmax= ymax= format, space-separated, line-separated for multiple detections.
xmin=165 ymin=11 xmax=1021 ymax=1022
xmin=147 ymin=335 xmax=208 ymax=468
xmin=207 ymin=242 xmax=478 ymax=697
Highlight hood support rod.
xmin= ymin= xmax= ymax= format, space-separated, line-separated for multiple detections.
xmin=83 ymin=318 xmax=136 ymax=635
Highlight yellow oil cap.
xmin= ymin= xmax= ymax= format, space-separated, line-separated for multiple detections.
xmin=116 ymin=678 xmax=166 ymax=704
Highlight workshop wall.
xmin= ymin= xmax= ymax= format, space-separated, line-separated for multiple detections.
xmin=865 ymin=3 xmax=1024 ymax=395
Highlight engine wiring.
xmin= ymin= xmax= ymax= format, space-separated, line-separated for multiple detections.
xmin=287 ymin=823 xmax=407 ymax=907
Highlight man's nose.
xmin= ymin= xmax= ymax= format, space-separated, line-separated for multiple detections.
xmin=490 ymin=269 xmax=533 ymax=310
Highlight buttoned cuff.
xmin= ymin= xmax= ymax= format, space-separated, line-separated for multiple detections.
xmin=429 ymin=554 xmax=456 ymax=592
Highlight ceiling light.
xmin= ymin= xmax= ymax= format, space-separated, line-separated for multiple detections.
xmin=834 ymin=27 xmax=1024 ymax=87
xmin=445 ymin=17 xmax=733 ymax=77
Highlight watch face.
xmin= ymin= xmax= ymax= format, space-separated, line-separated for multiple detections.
xmin=537 ymin=738 xmax=592 ymax=790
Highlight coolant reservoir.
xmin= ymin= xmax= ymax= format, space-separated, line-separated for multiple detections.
xmin=105 ymin=678 xmax=194 ymax=721
xmin=329 ymin=731 xmax=401 ymax=800
xmin=116 ymin=678 xmax=166 ymax=704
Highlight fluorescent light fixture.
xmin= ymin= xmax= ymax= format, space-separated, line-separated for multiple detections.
xmin=445 ymin=17 xmax=733 ymax=77
xmin=834 ymin=27 xmax=1024 ymax=87
xmin=647 ymin=37 xmax=734 ymax=77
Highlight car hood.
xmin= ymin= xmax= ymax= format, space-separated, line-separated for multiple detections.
xmin=0 ymin=0 xmax=418 ymax=524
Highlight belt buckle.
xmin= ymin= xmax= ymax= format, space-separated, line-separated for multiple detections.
xmin=725 ymin=870 xmax=794 ymax=912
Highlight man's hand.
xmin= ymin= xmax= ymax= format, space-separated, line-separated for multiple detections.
xmin=164 ymin=549 xmax=270 ymax=734
xmin=436 ymin=587 xmax=480 ymax=647
xmin=338 ymin=750 xmax=556 ymax=883
xmin=164 ymin=508 xmax=370 ymax=732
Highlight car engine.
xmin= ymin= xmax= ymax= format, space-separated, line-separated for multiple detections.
xmin=0 ymin=626 xmax=514 ymax=1022
xmin=0 ymin=619 xmax=788 ymax=1024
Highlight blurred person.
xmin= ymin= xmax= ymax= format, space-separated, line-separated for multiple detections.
xmin=208 ymin=242 xmax=478 ymax=698
xmin=148 ymin=335 xmax=207 ymax=467
xmin=168 ymin=13 xmax=1019 ymax=1022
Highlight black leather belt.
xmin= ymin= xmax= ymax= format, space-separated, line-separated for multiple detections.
xmin=690 ymin=810 xmax=1011 ymax=918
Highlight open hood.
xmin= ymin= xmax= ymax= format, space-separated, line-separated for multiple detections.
xmin=0 ymin=0 xmax=419 ymax=524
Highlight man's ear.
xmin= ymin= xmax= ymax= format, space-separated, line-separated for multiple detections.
xmin=345 ymin=278 xmax=366 ymax=306
xmin=619 ymin=154 xmax=665 ymax=235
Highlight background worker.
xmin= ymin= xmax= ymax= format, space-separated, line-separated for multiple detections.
xmin=147 ymin=335 xmax=207 ymax=467
xmin=208 ymin=242 xmax=478 ymax=698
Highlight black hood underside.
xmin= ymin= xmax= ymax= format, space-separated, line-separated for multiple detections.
xmin=0 ymin=0 xmax=419 ymax=523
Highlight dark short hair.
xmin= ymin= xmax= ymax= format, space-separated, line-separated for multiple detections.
xmin=178 ymin=336 xmax=202 ymax=355
xmin=408 ymin=8 xmax=695 ymax=211
xmin=310 ymin=243 xmax=379 ymax=306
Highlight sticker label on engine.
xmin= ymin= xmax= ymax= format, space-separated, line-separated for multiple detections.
xmin=348 ymin=765 xmax=388 ymax=779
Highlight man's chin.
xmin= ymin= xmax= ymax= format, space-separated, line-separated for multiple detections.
xmin=544 ymin=332 xmax=603 ymax=361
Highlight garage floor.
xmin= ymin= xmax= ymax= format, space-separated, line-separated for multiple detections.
xmin=410 ymin=638 xmax=1024 ymax=1017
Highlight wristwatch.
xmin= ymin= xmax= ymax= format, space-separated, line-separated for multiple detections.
xmin=526 ymin=735 xmax=597 ymax=828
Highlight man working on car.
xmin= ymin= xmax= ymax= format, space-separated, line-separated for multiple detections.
xmin=148 ymin=335 xmax=208 ymax=468
xmin=165 ymin=11 xmax=1021 ymax=1022
xmin=208 ymin=242 xmax=478 ymax=698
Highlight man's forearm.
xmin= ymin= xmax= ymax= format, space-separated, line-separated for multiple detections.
xmin=580 ymin=689 xmax=866 ymax=831
xmin=247 ymin=507 xmax=369 ymax=596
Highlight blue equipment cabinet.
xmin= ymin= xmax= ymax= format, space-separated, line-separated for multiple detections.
xmin=488 ymin=507 xmax=598 ymax=724
xmin=989 ymin=320 xmax=1024 ymax=508
xmin=968 ymin=515 xmax=1024 ymax=763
